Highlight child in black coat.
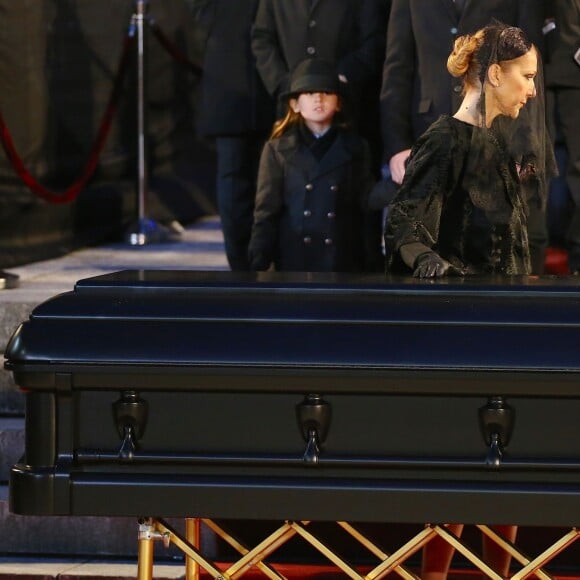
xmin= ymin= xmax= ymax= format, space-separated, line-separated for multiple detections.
xmin=248 ymin=58 xmax=375 ymax=272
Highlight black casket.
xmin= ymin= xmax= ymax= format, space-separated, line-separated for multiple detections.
xmin=6 ymin=270 xmax=580 ymax=527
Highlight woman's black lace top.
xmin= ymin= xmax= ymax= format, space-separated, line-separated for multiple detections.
xmin=385 ymin=115 xmax=531 ymax=275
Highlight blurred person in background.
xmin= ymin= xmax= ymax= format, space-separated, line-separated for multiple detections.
xmin=188 ymin=0 xmax=275 ymax=271
xmin=543 ymin=0 xmax=580 ymax=273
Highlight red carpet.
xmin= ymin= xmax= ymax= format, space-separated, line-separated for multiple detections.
xmin=192 ymin=563 xmax=580 ymax=579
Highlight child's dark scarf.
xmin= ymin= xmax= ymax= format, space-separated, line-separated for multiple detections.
xmin=299 ymin=123 xmax=338 ymax=160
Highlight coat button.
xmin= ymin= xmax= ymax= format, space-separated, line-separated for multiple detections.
xmin=304 ymin=209 xmax=312 ymax=217
xmin=306 ymin=46 xmax=316 ymax=55
xmin=330 ymin=184 xmax=339 ymax=192
xmin=304 ymin=236 xmax=312 ymax=245
xmin=309 ymin=19 xmax=317 ymax=28
xmin=324 ymin=238 xmax=333 ymax=246
xmin=453 ymin=85 xmax=462 ymax=93
xmin=450 ymin=27 xmax=458 ymax=34
xmin=305 ymin=183 xmax=314 ymax=191
xmin=327 ymin=211 xmax=335 ymax=219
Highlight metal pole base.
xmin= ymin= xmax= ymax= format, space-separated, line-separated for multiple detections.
xmin=0 ymin=271 xmax=19 ymax=290
xmin=124 ymin=218 xmax=182 ymax=246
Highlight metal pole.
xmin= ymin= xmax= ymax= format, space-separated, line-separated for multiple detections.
xmin=136 ymin=0 xmax=147 ymax=233
xmin=137 ymin=519 xmax=155 ymax=580
xmin=125 ymin=0 xmax=178 ymax=245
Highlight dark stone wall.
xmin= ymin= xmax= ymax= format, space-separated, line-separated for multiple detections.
xmin=0 ymin=0 xmax=216 ymax=267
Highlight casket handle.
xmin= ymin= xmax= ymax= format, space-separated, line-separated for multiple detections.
xmin=478 ymin=396 xmax=515 ymax=468
xmin=296 ymin=394 xmax=331 ymax=465
xmin=113 ymin=391 xmax=149 ymax=460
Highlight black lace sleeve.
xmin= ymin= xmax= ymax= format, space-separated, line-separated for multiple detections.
xmin=385 ymin=119 xmax=459 ymax=263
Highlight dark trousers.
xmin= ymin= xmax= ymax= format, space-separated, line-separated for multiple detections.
xmin=550 ymin=89 xmax=580 ymax=270
xmin=216 ymin=135 xmax=265 ymax=271
xmin=527 ymin=202 xmax=548 ymax=274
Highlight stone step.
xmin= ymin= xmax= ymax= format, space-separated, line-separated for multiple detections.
xmin=0 ymin=486 xmax=139 ymax=557
xmin=0 ymin=486 xmax=216 ymax=559
xmin=0 ymin=417 xmax=24 ymax=481
xmin=0 ymin=558 xmax=187 ymax=579
xmin=0 ymin=559 xmax=412 ymax=579
xmin=0 ymin=301 xmax=31 ymax=415
xmin=0 ymin=558 xmax=577 ymax=579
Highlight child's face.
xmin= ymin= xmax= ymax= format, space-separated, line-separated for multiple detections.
xmin=290 ymin=92 xmax=340 ymax=133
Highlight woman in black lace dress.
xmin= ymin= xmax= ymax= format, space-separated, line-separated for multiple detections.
xmin=385 ymin=21 xmax=551 ymax=280
xmin=384 ymin=21 xmax=553 ymax=580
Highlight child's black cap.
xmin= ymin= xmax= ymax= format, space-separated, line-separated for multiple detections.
xmin=280 ymin=58 xmax=344 ymax=101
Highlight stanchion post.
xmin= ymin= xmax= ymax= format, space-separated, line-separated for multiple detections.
xmin=125 ymin=0 xmax=178 ymax=245
xmin=136 ymin=0 xmax=147 ymax=242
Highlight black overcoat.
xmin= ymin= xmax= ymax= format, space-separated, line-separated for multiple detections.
xmin=380 ymin=0 xmax=545 ymax=160
xmin=544 ymin=0 xmax=580 ymax=89
xmin=249 ymin=125 xmax=375 ymax=272
xmin=251 ymin=0 xmax=385 ymax=99
xmin=190 ymin=0 xmax=274 ymax=137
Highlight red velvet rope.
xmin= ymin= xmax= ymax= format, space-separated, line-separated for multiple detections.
xmin=0 ymin=17 xmax=202 ymax=205
xmin=0 ymin=34 xmax=135 ymax=204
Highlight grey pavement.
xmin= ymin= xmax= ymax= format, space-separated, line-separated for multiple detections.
xmin=0 ymin=215 xmax=229 ymax=307
xmin=0 ymin=558 xmax=187 ymax=579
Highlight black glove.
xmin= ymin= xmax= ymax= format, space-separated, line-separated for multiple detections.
xmin=413 ymin=251 xmax=453 ymax=278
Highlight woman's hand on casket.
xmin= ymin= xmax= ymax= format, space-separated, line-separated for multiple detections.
xmin=400 ymin=242 xmax=465 ymax=278
xmin=413 ymin=251 xmax=455 ymax=278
